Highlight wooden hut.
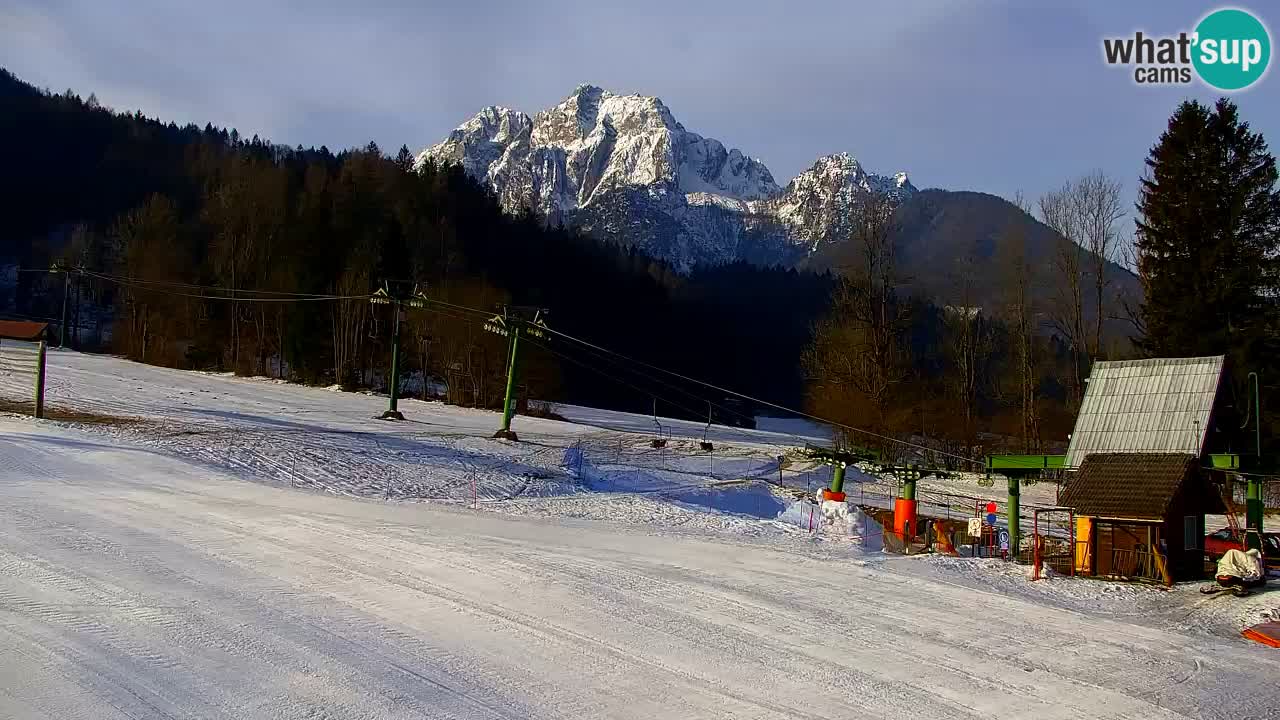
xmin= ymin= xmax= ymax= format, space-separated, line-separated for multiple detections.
xmin=1060 ymin=453 xmax=1226 ymax=583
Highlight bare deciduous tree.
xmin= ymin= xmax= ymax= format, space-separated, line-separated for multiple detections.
xmin=1039 ymin=172 xmax=1126 ymax=406
xmin=112 ymin=195 xmax=186 ymax=363
xmin=1077 ymin=171 xmax=1125 ymax=357
xmin=997 ymin=192 xmax=1041 ymax=453
xmin=1039 ymin=181 xmax=1088 ymax=407
xmin=1115 ymin=230 xmax=1147 ymax=340
xmin=803 ymin=191 xmax=911 ymax=455
xmin=331 ymin=267 xmax=369 ymax=387
xmin=942 ymin=237 xmax=997 ymax=456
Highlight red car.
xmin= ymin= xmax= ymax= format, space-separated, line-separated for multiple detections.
xmin=1205 ymin=527 xmax=1280 ymax=567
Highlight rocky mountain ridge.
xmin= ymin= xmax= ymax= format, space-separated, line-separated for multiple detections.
xmin=418 ymin=84 xmax=914 ymax=270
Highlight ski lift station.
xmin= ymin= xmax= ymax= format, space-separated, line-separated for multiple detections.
xmin=1060 ymin=453 xmax=1225 ymax=583
xmin=1054 ymin=356 xmax=1260 ymax=584
xmin=799 ymin=354 xmax=1268 ymax=587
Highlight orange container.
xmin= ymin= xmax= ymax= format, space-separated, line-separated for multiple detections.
xmin=894 ymin=498 xmax=917 ymax=539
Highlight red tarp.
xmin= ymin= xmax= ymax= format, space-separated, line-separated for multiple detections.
xmin=1242 ymin=621 xmax=1280 ymax=648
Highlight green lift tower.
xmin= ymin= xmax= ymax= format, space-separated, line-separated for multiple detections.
xmin=485 ymin=307 xmax=549 ymax=442
xmin=370 ymin=282 xmax=428 ymax=421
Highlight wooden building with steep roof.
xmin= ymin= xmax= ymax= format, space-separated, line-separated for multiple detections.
xmin=1056 ymin=356 xmax=1244 ymax=584
xmin=1060 ymin=453 xmax=1226 ymax=582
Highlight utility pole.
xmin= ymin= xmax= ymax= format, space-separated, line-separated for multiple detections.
xmin=1245 ymin=372 xmax=1264 ymax=551
xmin=49 ymin=264 xmax=72 ymax=348
xmin=34 ymin=337 xmax=47 ymax=419
xmin=485 ymin=306 xmax=548 ymax=441
xmin=1007 ymin=475 xmax=1020 ymax=556
xmin=73 ymin=271 xmax=82 ymax=349
xmin=370 ymin=281 xmax=427 ymax=421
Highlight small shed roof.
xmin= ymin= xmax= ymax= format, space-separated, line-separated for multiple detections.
xmin=0 ymin=320 xmax=48 ymax=341
xmin=1060 ymin=453 xmax=1225 ymax=520
xmin=1064 ymin=356 xmax=1225 ymax=469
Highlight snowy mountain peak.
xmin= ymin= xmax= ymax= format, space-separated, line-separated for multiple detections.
xmin=415 ymin=105 xmax=533 ymax=182
xmin=749 ymin=154 xmax=917 ymax=254
xmin=530 ymin=84 xmax=680 ymax=151
xmin=464 ymin=105 xmax=530 ymax=140
xmin=417 ymin=85 xmax=915 ymax=270
xmin=787 ymin=153 xmax=915 ymax=199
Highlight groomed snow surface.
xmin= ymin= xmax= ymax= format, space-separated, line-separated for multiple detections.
xmin=0 ymin=348 xmax=1277 ymax=718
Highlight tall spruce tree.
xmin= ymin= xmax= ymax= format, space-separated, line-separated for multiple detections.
xmin=1135 ymin=99 xmax=1280 ymax=372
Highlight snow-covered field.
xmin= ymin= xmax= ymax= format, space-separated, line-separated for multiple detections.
xmin=0 ymin=346 xmax=1055 ymax=522
xmin=0 ymin=348 xmax=1277 ymax=718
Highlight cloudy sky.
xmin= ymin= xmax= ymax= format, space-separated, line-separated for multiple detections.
xmin=3 ymin=1 xmax=1276 ymax=213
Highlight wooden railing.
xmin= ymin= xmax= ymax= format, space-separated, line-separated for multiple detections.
xmin=1105 ymin=548 xmax=1171 ymax=586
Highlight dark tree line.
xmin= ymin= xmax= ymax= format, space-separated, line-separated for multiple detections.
xmin=0 ymin=68 xmax=831 ymax=417
xmin=8 ymin=69 xmax=1272 ymax=458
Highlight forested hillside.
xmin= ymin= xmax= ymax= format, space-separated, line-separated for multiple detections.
xmin=2 ymin=67 xmax=1151 ymax=454
xmin=0 ymin=68 xmax=834 ymax=417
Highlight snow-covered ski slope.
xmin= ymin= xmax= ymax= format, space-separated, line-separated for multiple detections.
xmin=0 ymin=349 xmax=1278 ymax=718
xmin=0 ymin=347 xmax=1060 ymax=514
xmin=2 ymin=421 xmax=1279 ymax=718
xmin=2 ymin=347 xmax=816 ymax=507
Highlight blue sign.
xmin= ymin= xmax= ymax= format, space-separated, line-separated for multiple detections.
xmin=998 ymin=529 xmax=1010 ymax=550
xmin=986 ymin=512 xmax=997 ymax=526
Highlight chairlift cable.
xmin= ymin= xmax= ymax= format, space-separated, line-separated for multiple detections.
xmin=81 ymin=271 xmax=370 ymax=303
xmin=79 ymin=270 xmax=360 ymax=298
xmin=544 ymin=325 xmax=985 ymax=467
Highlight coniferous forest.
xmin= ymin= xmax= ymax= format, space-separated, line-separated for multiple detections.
xmin=0 ymin=68 xmax=834 ymax=422
xmin=4 ymin=67 xmax=1278 ymax=458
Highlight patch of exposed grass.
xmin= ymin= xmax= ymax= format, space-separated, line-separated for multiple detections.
xmin=0 ymin=398 xmax=146 ymax=427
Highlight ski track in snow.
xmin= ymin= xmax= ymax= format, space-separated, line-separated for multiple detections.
xmin=0 ymin=349 xmax=1277 ymax=717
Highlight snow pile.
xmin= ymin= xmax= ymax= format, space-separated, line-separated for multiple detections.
xmin=775 ymin=496 xmax=883 ymax=549
xmin=818 ymin=498 xmax=885 ymax=550
xmin=775 ymin=499 xmax=820 ymax=530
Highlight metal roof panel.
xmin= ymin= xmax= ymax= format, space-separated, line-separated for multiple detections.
xmin=1064 ymin=356 xmax=1225 ymax=468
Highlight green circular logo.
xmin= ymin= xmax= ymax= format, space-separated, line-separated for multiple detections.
xmin=1193 ymin=8 xmax=1271 ymax=90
